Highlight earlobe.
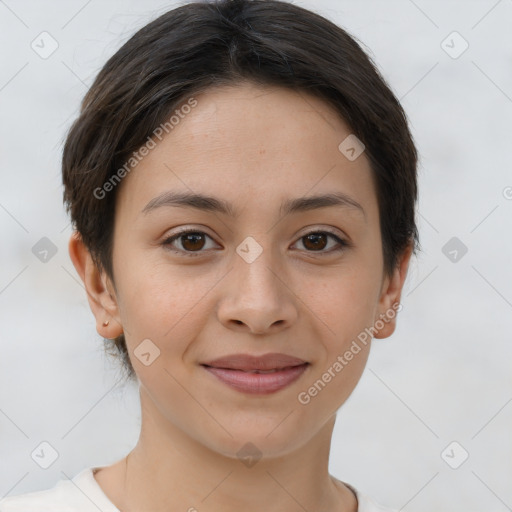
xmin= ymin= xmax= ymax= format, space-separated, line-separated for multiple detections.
xmin=373 ymin=243 xmax=413 ymax=340
xmin=68 ymin=231 xmax=123 ymax=339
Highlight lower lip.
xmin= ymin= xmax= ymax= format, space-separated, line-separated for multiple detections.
xmin=202 ymin=364 xmax=309 ymax=394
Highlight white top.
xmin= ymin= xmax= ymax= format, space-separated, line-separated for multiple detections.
xmin=0 ymin=467 xmax=398 ymax=512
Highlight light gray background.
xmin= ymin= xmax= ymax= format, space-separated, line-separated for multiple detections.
xmin=0 ymin=1 xmax=511 ymax=511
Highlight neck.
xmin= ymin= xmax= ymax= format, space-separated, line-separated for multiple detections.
xmin=97 ymin=388 xmax=358 ymax=512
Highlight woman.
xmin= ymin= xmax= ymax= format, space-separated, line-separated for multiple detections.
xmin=0 ymin=1 xmax=419 ymax=510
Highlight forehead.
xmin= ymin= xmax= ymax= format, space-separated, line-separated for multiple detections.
xmin=115 ymin=82 xmax=378 ymax=224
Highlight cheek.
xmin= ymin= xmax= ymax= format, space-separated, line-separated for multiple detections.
xmin=114 ymin=255 xmax=217 ymax=352
xmin=302 ymin=268 xmax=380 ymax=339
xmin=295 ymin=277 xmax=375 ymax=411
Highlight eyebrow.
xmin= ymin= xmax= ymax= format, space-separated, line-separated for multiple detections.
xmin=141 ymin=190 xmax=366 ymax=220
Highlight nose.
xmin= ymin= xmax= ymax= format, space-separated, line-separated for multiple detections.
xmin=216 ymin=245 xmax=298 ymax=335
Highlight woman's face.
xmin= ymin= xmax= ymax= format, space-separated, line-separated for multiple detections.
xmin=96 ymin=82 xmax=409 ymax=458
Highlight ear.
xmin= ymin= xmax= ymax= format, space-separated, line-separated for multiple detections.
xmin=68 ymin=231 xmax=124 ymax=339
xmin=373 ymin=243 xmax=413 ymax=339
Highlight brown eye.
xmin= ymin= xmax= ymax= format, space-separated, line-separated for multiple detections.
xmin=302 ymin=233 xmax=328 ymax=251
xmin=294 ymin=231 xmax=348 ymax=254
xmin=163 ymin=229 xmax=348 ymax=258
xmin=180 ymin=232 xmax=206 ymax=251
xmin=162 ymin=230 xmax=217 ymax=257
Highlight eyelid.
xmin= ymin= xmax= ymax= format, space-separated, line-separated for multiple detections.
xmin=297 ymin=225 xmax=347 ymax=240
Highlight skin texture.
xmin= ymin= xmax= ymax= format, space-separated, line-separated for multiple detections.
xmin=69 ymin=82 xmax=413 ymax=512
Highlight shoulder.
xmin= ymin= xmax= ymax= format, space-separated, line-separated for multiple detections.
xmin=0 ymin=468 xmax=118 ymax=512
xmin=0 ymin=480 xmax=71 ymax=512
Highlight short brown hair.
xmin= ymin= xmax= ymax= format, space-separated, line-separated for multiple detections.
xmin=62 ymin=0 xmax=420 ymax=381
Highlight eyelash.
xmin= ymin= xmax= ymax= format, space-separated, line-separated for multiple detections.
xmin=161 ymin=228 xmax=349 ymax=258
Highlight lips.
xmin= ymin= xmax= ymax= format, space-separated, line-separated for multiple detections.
xmin=202 ymin=353 xmax=307 ymax=372
xmin=201 ymin=353 xmax=309 ymax=394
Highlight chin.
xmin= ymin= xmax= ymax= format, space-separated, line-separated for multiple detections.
xmin=198 ymin=421 xmax=312 ymax=463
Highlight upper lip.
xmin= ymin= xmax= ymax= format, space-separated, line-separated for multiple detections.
xmin=202 ymin=353 xmax=308 ymax=371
